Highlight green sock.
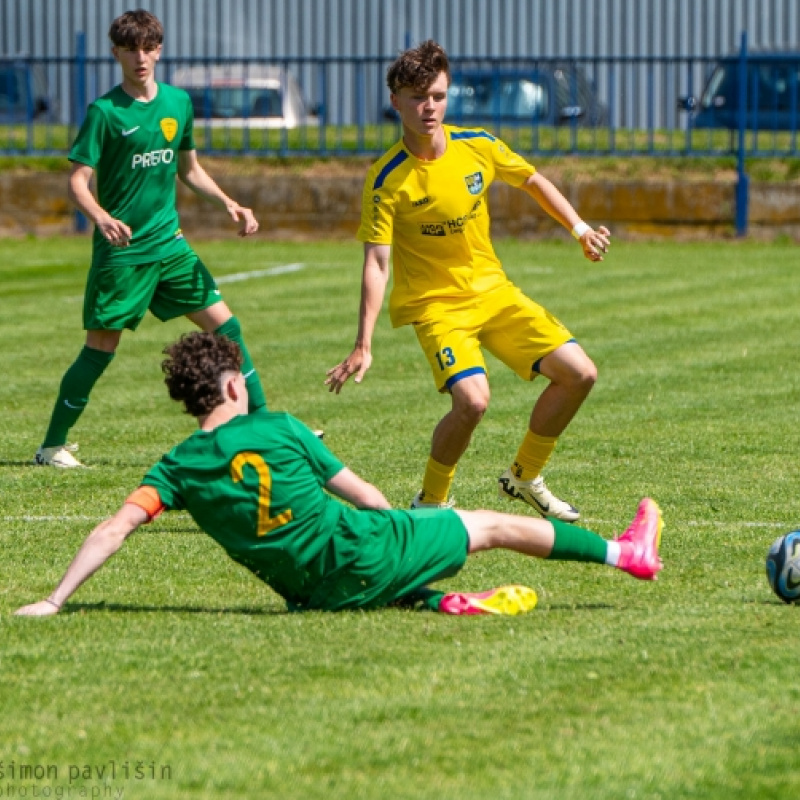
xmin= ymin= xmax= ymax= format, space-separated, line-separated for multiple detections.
xmin=395 ymin=587 xmax=446 ymax=612
xmin=546 ymin=518 xmax=608 ymax=564
xmin=214 ymin=316 xmax=267 ymax=412
xmin=42 ymin=346 xmax=115 ymax=447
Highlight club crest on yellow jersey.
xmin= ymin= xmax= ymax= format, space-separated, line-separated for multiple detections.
xmin=160 ymin=118 xmax=178 ymax=142
xmin=464 ymin=171 xmax=484 ymax=195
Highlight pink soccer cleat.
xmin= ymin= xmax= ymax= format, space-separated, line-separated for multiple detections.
xmin=439 ymin=585 xmax=538 ymax=616
xmin=616 ymin=498 xmax=664 ymax=580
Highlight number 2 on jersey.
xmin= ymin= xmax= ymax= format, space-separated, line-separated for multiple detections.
xmin=230 ymin=452 xmax=293 ymax=537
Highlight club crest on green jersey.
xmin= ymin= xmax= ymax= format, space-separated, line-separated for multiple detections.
xmin=464 ymin=171 xmax=484 ymax=195
xmin=160 ymin=118 xmax=178 ymax=142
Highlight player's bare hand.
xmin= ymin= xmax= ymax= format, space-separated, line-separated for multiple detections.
xmin=97 ymin=216 xmax=132 ymax=248
xmin=14 ymin=599 xmax=61 ymax=617
xmin=227 ymin=204 xmax=259 ymax=237
xmin=325 ymin=348 xmax=372 ymax=394
xmin=579 ymin=225 xmax=611 ymax=262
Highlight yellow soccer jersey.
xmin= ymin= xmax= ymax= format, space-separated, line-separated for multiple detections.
xmin=357 ymin=124 xmax=536 ymax=327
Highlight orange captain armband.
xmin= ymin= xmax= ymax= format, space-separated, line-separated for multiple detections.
xmin=125 ymin=485 xmax=166 ymax=522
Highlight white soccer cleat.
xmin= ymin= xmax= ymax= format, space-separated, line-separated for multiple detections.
xmin=35 ymin=443 xmax=85 ymax=469
xmin=410 ymin=490 xmax=456 ymax=510
xmin=497 ymin=469 xmax=579 ymax=522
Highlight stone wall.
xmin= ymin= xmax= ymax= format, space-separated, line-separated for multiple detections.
xmin=2 ymin=171 xmax=800 ymax=240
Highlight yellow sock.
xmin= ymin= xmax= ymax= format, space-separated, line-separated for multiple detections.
xmin=512 ymin=431 xmax=558 ymax=482
xmin=421 ymin=456 xmax=457 ymax=504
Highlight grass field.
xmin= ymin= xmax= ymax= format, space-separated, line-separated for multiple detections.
xmin=2 ymin=235 xmax=799 ymax=799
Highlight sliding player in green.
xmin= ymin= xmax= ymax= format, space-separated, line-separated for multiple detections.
xmin=35 ymin=8 xmax=266 ymax=469
xmin=326 ymin=41 xmax=611 ymax=521
xmin=16 ymin=332 xmax=662 ymax=618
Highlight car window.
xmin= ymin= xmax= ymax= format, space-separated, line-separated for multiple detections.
xmin=757 ymin=63 xmax=800 ymax=111
xmin=701 ymin=60 xmax=800 ymax=112
xmin=0 ymin=68 xmax=22 ymax=110
xmin=700 ymin=65 xmax=730 ymax=109
xmin=187 ymin=87 xmax=283 ymax=119
xmin=448 ymin=75 xmax=550 ymax=121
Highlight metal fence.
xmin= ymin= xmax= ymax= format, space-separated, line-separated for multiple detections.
xmin=2 ymin=43 xmax=799 ymax=160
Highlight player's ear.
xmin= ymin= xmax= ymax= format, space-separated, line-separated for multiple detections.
xmin=222 ymin=373 xmax=239 ymax=402
xmin=390 ymin=92 xmax=400 ymax=111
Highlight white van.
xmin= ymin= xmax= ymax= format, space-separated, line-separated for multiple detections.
xmin=169 ymin=64 xmax=318 ymax=129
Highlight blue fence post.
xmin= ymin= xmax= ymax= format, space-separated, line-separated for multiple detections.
xmin=74 ymin=31 xmax=88 ymax=234
xmin=735 ymin=31 xmax=749 ymax=237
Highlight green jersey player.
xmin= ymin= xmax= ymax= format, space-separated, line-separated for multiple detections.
xmin=16 ymin=332 xmax=663 ymax=619
xmin=35 ymin=9 xmax=266 ymax=469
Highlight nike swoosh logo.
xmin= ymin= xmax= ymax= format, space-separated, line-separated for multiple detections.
xmin=121 ymin=126 xmax=140 ymax=136
xmin=63 ymin=399 xmax=84 ymax=409
xmin=499 ymin=476 xmax=549 ymax=512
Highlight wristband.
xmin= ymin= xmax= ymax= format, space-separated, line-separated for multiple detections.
xmin=571 ymin=221 xmax=591 ymax=240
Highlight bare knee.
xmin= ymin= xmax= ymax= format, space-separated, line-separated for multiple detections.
xmin=573 ymin=359 xmax=597 ymax=394
xmin=553 ymin=354 xmax=597 ymax=397
xmin=457 ymin=509 xmax=502 ymax=553
xmin=451 ymin=385 xmax=490 ymax=427
xmin=85 ymin=329 xmax=122 ymax=353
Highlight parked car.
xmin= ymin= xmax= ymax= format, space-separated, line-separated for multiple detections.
xmin=0 ymin=60 xmax=52 ymax=123
xmin=384 ymin=65 xmax=606 ymax=127
xmin=679 ymin=52 xmax=800 ymax=130
xmin=384 ymin=64 xmax=608 ymax=126
xmin=446 ymin=66 xmax=607 ymax=127
xmin=169 ymin=64 xmax=319 ymax=129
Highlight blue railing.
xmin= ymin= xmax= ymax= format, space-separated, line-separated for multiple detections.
xmin=1 ymin=41 xmax=799 ymax=161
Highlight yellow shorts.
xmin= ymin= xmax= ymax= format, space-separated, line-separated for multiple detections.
xmin=411 ymin=284 xmax=574 ymax=392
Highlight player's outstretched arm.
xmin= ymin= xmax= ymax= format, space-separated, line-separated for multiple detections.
xmin=68 ymin=162 xmax=132 ymax=248
xmin=522 ymin=172 xmax=611 ymax=262
xmin=326 ymin=467 xmax=392 ymax=510
xmin=14 ymin=503 xmax=148 ymax=616
xmin=177 ymin=150 xmax=258 ymax=237
xmin=325 ymin=243 xmax=391 ymax=393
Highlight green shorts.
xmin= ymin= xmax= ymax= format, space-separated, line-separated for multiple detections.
xmin=83 ymin=250 xmax=223 ymax=331
xmin=304 ymin=508 xmax=469 ymax=612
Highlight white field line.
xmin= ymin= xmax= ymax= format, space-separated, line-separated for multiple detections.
xmin=583 ymin=519 xmax=788 ymax=529
xmin=63 ymin=262 xmax=308 ymax=302
xmin=215 ymin=262 xmax=305 ymax=284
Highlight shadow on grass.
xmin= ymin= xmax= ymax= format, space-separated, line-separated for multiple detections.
xmin=537 ymin=602 xmax=617 ymax=611
xmin=65 ymin=601 xmax=287 ymax=616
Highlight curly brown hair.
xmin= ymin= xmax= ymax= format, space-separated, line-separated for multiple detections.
xmin=161 ymin=332 xmax=243 ymax=417
xmin=386 ymin=40 xmax=450 ymax=95
xmin=109 ymin=9 xmax=164 ymax=50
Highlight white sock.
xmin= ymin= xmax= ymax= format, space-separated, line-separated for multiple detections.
xmin=605 ymin=540 xmax=621 ymax=567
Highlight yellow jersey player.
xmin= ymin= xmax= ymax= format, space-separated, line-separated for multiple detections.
xmin=326 ymin=40 xmax=611 ymax=521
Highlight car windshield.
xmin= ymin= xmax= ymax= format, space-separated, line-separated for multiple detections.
xmin=0 ymin=68 xmax=23 ymax=110
xmin=701 ymin=60 xmax=800 ymax=112
xmin=447 ymin=75 xmax=549 ymax=121
xmin=186 ymin=86 xmax=282 ymax=119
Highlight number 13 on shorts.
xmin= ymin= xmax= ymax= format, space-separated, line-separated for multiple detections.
xmin=435 ymin=346 xmax=456 ymax=370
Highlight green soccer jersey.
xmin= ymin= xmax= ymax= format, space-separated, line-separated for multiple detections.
xmin=69 ymin=82 xmax=195 ymax=266
xmin=141 ymin=412 xmax=468 ymax=610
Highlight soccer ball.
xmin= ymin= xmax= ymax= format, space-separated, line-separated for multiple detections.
xmin=766 ymin=531 xmax=800 ymax=604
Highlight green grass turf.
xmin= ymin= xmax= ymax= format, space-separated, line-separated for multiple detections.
xmin=1 ymin=236 xmax=799 ymax=799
